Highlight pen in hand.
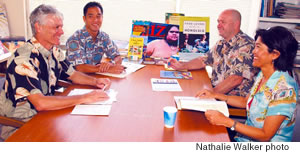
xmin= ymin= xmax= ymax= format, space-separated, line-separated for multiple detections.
xmin=102 ymin=84 xmax=107 ymax=91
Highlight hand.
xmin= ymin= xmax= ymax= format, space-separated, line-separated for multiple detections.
xmin=95 ymin=78 xmax=111 ymax=90
xmin=195 ymin=89 xmax=215 ymax=98
xmin=205 ymin=110 xmax=230 ymax=127
xmin=97 ymin=62 xmax=113 ymax=73
xmin=167 ymin=58 xmax=182 ymax=70
xmin=107 ymin=64 xmax=126 ymax=74
xmin=81 ymin=90 xmax=109 ymax=104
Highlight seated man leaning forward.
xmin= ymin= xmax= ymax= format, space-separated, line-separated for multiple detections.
xmin=0 ymin=4 xmax=110 ymax=141
xmin=66 ymin=1 xmax=124 ymax=74
xmin=168 ymin=9 xmax=256 ymax=97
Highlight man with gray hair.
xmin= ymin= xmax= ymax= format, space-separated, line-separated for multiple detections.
xmin=0 ymin=4 xmax=111 ymax=141
xmin=168 ymin=9 xmax=256 ymax=97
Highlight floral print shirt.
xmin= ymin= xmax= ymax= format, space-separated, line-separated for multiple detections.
xmin=235 ymin=71 xmax=298 ymax=142
xmin=203 ymin=31 xmax=256 ymax=97
xmin=66 ymin=26 xmax=120 ymax=66
xmin=0 ymin=37 xmax=75 ymax=120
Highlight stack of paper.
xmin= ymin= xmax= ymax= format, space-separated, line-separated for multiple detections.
xmin=68 ymin=89 xmax=118 ymax=115
xmin=174 ymin=96 xmax=229 ymax=117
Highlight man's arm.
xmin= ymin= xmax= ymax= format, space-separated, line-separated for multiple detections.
xmin=27 ymin=90 xmax=108 ymax=111
xmin=213 ymin=75 xmax=243 ymax=94
xmin=168 ymin=57 xmax=206 ymax=71
xmin=113 ymin=55 xmax=122 ymax=65
xmin=74 ymin=64 xmax=99 ymax=73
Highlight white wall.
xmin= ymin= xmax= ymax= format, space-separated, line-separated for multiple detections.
xmin=30 ymin=0 xmax=176 ymax=44
xmin=178 ymin=0 xmax=260 ymax=46
xmin=0 ymin=0 xmax=29 ymax=40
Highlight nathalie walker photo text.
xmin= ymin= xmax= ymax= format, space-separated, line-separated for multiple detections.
xmin=196 ymin=143 xmax=289 ymax=152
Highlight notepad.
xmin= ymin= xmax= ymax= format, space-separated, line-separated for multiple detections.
xmin=68 ymin=89 xmax=118 ymax=116
xmin=71 ymin=105 xmax=112 ymax=116
xmin=174 ymin=96 xmax=229 ymax=117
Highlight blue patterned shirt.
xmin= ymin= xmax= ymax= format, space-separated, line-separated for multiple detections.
xmin=235 ymin=71 xmax=298 ymax=142
xmin=66 ymin=26 xmax=120 ymax=65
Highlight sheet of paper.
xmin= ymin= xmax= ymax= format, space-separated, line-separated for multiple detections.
xmin=96 ymin=62 xmax=145 ymax=78
xmin=71 ymin=105 xmax=112 ymax=116
xmin=151 ymin=78 xmax=182 ymax=91
xmin=68 ymin=89 xmax=118 ymax=105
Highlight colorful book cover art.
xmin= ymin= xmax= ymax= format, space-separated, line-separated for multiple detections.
xmin=165 ymin=13 xmax=185 ymax=25
xmin=178 ymin=16 xmax=210 ymax=54
xmin=160 ymin=70 xmax=192 ymax=80
xmin=131 ymin=20 xmax=151 ymax=36
xmin=144 ymin=22 xmax=179 ymax=59
xmin=127 ymin=37 xmax=144 ymax=59
xmin=128 ymin=20 xmax=151 ymax=60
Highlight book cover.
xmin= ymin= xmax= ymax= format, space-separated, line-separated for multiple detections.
xmin=160 ymin=70 xmax=192 ymax=79
xmin=165 ymin=13 xmax=185 ymax=25
xmin=145 ymin=22 xmax=179 ymax=59
xmin=178 ymin=16 xmax=210 ymax=54
xmin=128 ymin=37 xmax=144 ymax=59
xmin=174 ymin=96 xmax=229 ymax=117
xmin=128 ymin=20 xmax=151 ymax=60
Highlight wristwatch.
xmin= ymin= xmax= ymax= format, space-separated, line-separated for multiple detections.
xmin=230 ymin=121 xmax=237 ymax=131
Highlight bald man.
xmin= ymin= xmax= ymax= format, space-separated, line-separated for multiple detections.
xmin=168 ymin=9 xmax=256 ymax=97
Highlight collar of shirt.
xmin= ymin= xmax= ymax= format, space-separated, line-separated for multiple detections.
xmin=220 ymin=31 xmax=244 ymax=48
xmin=82 ymin=26 xmax=102 ymax=42
xmin=30 ymin=37 xmax=55 ymax=59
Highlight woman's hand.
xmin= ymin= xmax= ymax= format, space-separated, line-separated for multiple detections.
xmin=205 ymin=110 xmax=232 ymax=127
xmin=195 ymin=89 xmax=215 ymax=99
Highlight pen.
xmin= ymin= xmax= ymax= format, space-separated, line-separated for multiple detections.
xmin=102 ymin=84 xmax=107 ymax=91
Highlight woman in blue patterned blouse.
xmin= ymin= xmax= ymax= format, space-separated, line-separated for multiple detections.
xmin=196 ymin=26 xmax=298 ymax=142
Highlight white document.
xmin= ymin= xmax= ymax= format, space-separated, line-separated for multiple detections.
xmin=68 ymin=89 xmax=118 ymax=105
xmin=174 ymin=96 xmax=229 ymax=117
xmin=96 ymin=62 xmax=145 ymax=78
xmin=69 ymin=89 xmax=117 ymax=116
xmin=71 ymin=105 xmax=112 ymax=116
xmin=151 ymin=78 xmax=182 ymax=91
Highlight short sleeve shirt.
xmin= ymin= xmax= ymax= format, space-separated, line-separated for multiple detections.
xmin=0 ymin=37 xmax=75 ymax=120
xmin=203 ymin=31 xmax=256 ymax=97
xmin=66 ymin=26 xmax=120 ymax=66
xmin=235 ymin=71 xmax=298 ymax=142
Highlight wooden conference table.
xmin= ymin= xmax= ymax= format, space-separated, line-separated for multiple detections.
xmin=6 ymin=64 xmax=230 ymax=142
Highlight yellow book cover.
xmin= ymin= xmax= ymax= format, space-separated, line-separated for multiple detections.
xmin=128 ymin=37 xmax=144 ymax=59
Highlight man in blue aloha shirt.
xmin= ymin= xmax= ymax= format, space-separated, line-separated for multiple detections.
xmin=66 ymin=1 xmax=124 ymax=74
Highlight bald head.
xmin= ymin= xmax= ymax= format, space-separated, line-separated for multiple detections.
xmin=217 ymin=9 xmax=242 ymax=41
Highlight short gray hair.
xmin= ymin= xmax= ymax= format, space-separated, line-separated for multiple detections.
xmin=30 ymin=4 xmax=63 ymax=36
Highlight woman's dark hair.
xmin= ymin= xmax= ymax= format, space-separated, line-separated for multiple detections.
xmin=164 ymin=25 xmax=179 ymax=40
xmin=164 ymin=25 xmax=179 ymax=46
xmin=83 ymin=1 xmax=103 ymax=16
xmin=255 ymin=26 xmax=298 ymax=72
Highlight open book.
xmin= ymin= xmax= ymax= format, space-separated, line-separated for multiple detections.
xmin=174 ymin=96 xmax=229 ymax=117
